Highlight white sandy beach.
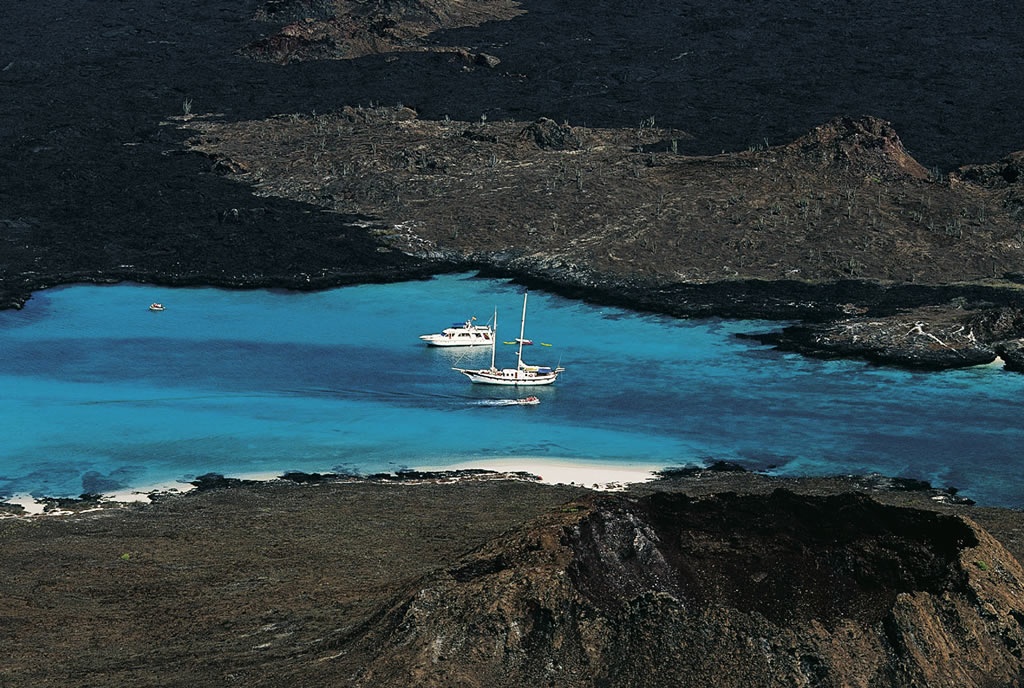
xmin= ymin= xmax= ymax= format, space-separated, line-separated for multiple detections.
xmin=1 ymin=479 xmax=198 ymax=518
xmin=1 ymin=462 xmax=661 ymax=517
xmin=4 ymin=494 xmax=50 ymax=516
xmin=102 ymin=480 xmax=198 ymax=503
xmin=418 ymin=458 xmax=663 ymax=491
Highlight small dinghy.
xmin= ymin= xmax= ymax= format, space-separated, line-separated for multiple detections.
xmin=475 ymin=396 xmax=540 ymax=407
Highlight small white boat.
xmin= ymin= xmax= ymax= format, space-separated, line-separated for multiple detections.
xmin=419 ymin=317 xmax=493 ymax=347
xmin=475 ymin=396 xmax=540 ymax=407
xmin=149 ymin=303 xmax=165 ymax=312
xmin=454 ymin=292 xmax=564 ymax=386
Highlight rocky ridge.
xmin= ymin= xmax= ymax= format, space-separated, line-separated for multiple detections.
xmin=309 ymin=490 xmax=1024 ymax=687
xmin=5 ymin=475 xmax=1024 ymax=688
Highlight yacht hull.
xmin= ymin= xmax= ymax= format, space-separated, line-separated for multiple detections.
xmin=456 ymin=368 xmax=560 ymax=386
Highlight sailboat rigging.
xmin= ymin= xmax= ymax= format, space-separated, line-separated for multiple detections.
xmin=452 ymin=292 xmax=564 ymax=386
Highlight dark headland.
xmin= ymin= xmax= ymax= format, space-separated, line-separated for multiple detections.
xmin=2 ymin=0 xmax=1024 ymax=685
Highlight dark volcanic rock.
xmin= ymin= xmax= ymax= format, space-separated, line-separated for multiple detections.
xmin=791 ymin=114 xmax=932 ymax=181
xmin=190 ymin=472 xmax=266 ymax=491
xmin=518 ymin=117 xmax=582 ymax=150
xmin=954 ymin=151 xmax=1024 ymax=189
xmin=752 ymin=303 xmax=1024 ymax=369
xmin=997 ymin=338 xmax=1024 ymax=372
xmin=344 ymin=490 xmax=1024 ymax=687
xmin=243 ymin=0 xmax=524 ymax=63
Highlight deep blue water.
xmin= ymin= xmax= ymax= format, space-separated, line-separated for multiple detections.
xmin=1 ymin=273 xmax=1021 ymax=506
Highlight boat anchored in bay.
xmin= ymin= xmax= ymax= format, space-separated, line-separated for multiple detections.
xmin=419 ymin=316 xmax=494 ymax=347
xmin=453 ymin=292 xmax=564 ymax=386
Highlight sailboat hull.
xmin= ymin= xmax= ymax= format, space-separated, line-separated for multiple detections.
xmin=456 ymin=367 xmax=561 ymax=386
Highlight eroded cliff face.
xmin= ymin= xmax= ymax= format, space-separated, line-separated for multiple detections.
xmin=336 ymin=491 xmax=1024 ymax=687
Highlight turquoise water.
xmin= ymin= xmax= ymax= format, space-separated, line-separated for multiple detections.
xmin=1 ymin=273 xmax=1022 ymax=506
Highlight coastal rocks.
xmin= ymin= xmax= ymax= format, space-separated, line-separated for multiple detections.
xmin=996 ymin=338 xmax=1024 ymax=372
xmin=753 ymin=304 xmax=1024 ymax=369
xmin=340 ymin=490 xmax=1024 ymax=687
xmin=185 ymin=468 xmax=544 ymax=492
xmin=190 ymin=472 xmax=266 ymax=491
xmin=0 ymin=288 xmax=29 ymax=310
xmin=762 ymin=322 xmax=996 ymax=369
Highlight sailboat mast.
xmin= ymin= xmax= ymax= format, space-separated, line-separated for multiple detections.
xmin=516 ymin=292 xmax=528 ymax=368
xmin=490 ymin=308 xmax=497 ymax=371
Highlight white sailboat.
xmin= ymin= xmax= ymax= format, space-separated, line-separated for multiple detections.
xmin=453 ymin=292 xmax=564 ymax=386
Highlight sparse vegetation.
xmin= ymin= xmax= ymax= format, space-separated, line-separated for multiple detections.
xmin=181 ymin=111 xmax=1024 ymax=287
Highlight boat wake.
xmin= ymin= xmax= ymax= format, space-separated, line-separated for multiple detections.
xmin=474 ymin=397 xmax=540 ymax=407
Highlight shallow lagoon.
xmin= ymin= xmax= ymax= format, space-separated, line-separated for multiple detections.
xmin=1 ymin=273 xmax=1021 ymax=506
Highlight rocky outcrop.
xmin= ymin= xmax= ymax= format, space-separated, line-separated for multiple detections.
xmin=518 ymin=117 xmax=582 ymax=151
xmin=997 ymin=338 xmax=1024 ymax=372
xmin=791 ymin=115 xmax=932 ymax=181
xmin=953 ymin=151 xmax=1024 ymax=232
xmin=953 ymin=151 xmax=1024 ymax=189
xmin=336 ymin=491 xmax=1024 ymax=687
xmin=754 ymin=303 xmax=1024 ymax=370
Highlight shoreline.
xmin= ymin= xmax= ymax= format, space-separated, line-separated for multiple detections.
xmin=1 ymin=478 xmax=199 ymax=518
xmin=5 ymin=462 xmax=1023 ymax=567
xmin=0 ymin=460 xmax=663 ymax=518
xmin=416 ymin=458 xmax=663 ymax=491
xmin=4 ymin=456 xmax=1004 ymax=519
xmin=0 ymin=458 xmax=663 ymax=518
